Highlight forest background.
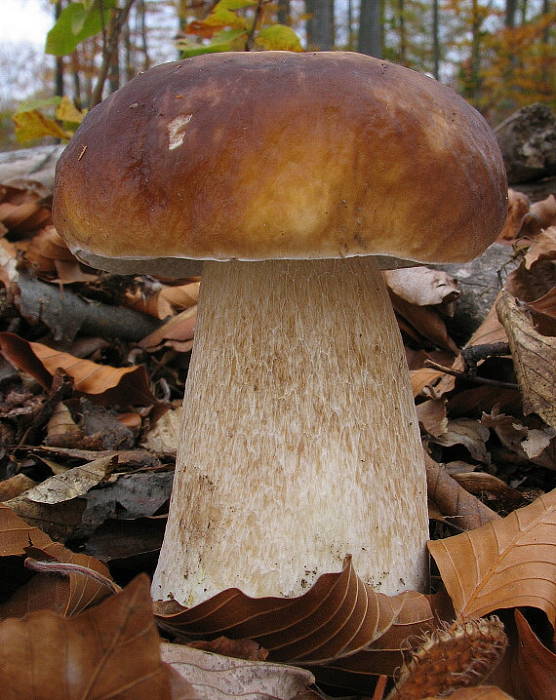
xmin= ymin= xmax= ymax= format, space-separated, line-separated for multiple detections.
xmin=0 ymin=0 xmax=554 ymax=152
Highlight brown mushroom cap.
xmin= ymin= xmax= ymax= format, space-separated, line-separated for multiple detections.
xmin=53 ymin=51 xmax=507 ymax=275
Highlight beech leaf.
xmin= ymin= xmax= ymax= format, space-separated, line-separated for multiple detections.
xmin=0 ymin=575 xmax=170 ymax=699
xmin=0 ymin=332 xmax=156 ymax=406
xmin=428 ymin=489 xmax=556 ymax=625
xmin=161 ymin=642 xmax=316 ymax=700
xmin=497 ymin=290 xmax=556 ymax=429
xmin=155 ymin=557 xmax=405 ymax=665
xmin=515 ymin=609 xmax=556 ymax=700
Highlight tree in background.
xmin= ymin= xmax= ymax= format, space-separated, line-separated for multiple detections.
xmin=2 ymin=0 xmax=554 ymax=150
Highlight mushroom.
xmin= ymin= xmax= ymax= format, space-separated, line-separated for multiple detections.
xmin=53 ymin=51 xmax=507 ymax=606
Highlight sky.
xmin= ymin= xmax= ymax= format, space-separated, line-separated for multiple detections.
xmin=2 ymin=0 xmax=52 ymax=48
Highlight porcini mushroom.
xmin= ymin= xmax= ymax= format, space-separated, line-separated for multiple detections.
xmin=53 ymin=52 xmax=507 ymax=606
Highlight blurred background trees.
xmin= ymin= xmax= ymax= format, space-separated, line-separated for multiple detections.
xmin=0 ymin=0 xmax=554 ymax=150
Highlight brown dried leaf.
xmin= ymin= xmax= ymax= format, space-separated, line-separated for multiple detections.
xmin=0 ymin=505 xmax=114 ymax=618
xmin=142 ymin=407 xmax=181 ymax=456
xmin=424 ymin=453 xmax=500 ymax=530
xmin=45 ymin=401 xmax=84 ymax=447
xmin=521 ymin=195 xmax=556 ymax=237
xmin=523 ymin=226 xmax=556 ymax=269
xmin=126 ymin=282 xmax=200 ymax=319
xmin=4 ymin=495 xmax=86 ymax=541
xmin=387 ymin=616 xmax=507 ymax=700
xmin=410 ymin=368 xmax=455 ymax=399
xmin=0 ymin=502 xmax=52 ymax=555
xmin=0 ymin=184 xmax=51 ymax=235
xmin=428 ymin=489 xmax=556 ymax=625
xmin=0 ymin=473 xmax=37 ymax=501
xmin=0 ymin=575 xmax=171 ymax=699
xmin=422 ymin=686 xmax=515 ymax=699
xmin=481 ymin=409 xmax=556 ymax=469
xmin=23 ymin=455 xmax=116 ymax=504
xmin=515 ymin=609 xmax=556 ymax=700
xmin=139 ymin=307 xmax=196 ymax=351
xmin=496 ymin=290 xmax=556 ymax=429
xmin=23 ymin=225 xmax=75 ymax=274
xmin=430 ymin=418 xmax=491 ymax=463
xmin=0 ymin=332 xmax=156 ymax=406
xmin=466 ymin=296 xmax=508 ymax=348
xmin=384 ymin=268 xmax=460 ymax=307
xmin=451 ymin=473 xmax=525 ymax=511
xmin=325 ymin=590 xmax=451 ymax=679
xmin=154 ymin=557 xmax=406 ymax=665
xmin=188 ymin=636 xmax=268 ymax=661
xmin=527 ymin=286 xmax=556 ymax=336
xmin=497 ymin=189 xmax=530 ymax=242
xmin=416 ymin=399 xmax=448 ymax=437
xmin=391 ymin=291 xmax=459 ymax=353
xmin=161 ymin=642 xmax=315 ymax=700
xmin=0 ymin=541 xmax=114 ymax=619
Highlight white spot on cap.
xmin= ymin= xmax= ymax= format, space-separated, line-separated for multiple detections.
xmin=168 ymin=114 xmax=193 ymax=150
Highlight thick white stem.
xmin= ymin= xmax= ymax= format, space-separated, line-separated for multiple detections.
xmin=152 ymin=258 xmax=429 ymax=606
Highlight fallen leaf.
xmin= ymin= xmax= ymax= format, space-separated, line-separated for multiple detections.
xmin=0 ymin=332 xmax=156 ymax=407
xmin=325 ymin=590 xmax=451 ymax=680
xmin=430 ymin=418 xmax=491 ymax=463
xmin=154 ymin=557 xmax=405 ymax=665
xmin=481 ymin=409 xmax=556 ymax=469
xmin=416 ymin=399 xmax=448 ymax=437
xmin=521 ymin=195 xmax=556 ymax=236
xmin=4 ymin=495 xmax=86 ymax=541
xmin=161 ymin=642 xmax=315 ymax=700
xmin=424 ymin=453 xmax=501 ymax=530
xmin=142 ymin=407 xmax=182 ymax=456
xmin=139 ymin=307 xmax=196 ymax=352
xmin=0 ymin=502 xmax=52 ymax=556
xmin=384 ymin=267 xmax=460 ymax=307
xmin=188 ymin=636 xmax=268 ymax=661
xmin=0 ymin=575 xmax=171 ymax=699
xmin=420 ymin=687 xmax=515 ymax=699
xmin=0 ymin=473 xmax=37 ymax=501
xmin=515 ymin=609 xmax=556 ymax=700
xmin=23 ymin=455 xmax=116 ymax=504
xmin=497 ymin=290 xmax=556 ymax=429
xmin=497 ymin=189 xmax=530 ymax=242
xmin=428 ymin=489 xmax=556 ymax=625
xmin=0 ymin=541 xmax=114 ymax=619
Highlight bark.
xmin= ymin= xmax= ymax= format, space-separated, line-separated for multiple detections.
xmin=277 ymin=0 xmax=290 ymax=25
xmin=358 ymin=0 xmax=382 ymax=58
xmin=54 ymin=1 xmax=65 ymax=99
xmin=305 ymin=0 xmax=335 ymax=50
xmin=495 ymin=103 xmax=556 ymax=184
xmin=432 ymin=0 xmax=440 ymax=79
xmin=152 ymin=258 xmax=429 ymax=606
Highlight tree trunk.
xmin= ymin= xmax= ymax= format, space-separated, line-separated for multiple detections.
xmin=54 ymin=1 xmax=64 ymax=98
xmin=398 ymin=0 xmax=406 ymax=63
xmin=305 ymin=0 xmax=335 ymax=50
xmin=358 ymin=0 xmax=382 ymax=58
xmin=432 ymin=0 xmax=440 ymax=79
xmin=277 ymin=0 xmax=290 ymax=25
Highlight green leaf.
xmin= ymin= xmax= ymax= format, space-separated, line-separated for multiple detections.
xmin=177 ymin=28 xmax=247 ymax=58
xmin=45 ymin=1 xmax=115 ymax=56
xmin=16 ymin=97 xmax=61 ymax=113
xmin=255 ymin=24 xmax=303 ymax=52
xmin=12 ymin=110 xmax=71 ymax=144
xmin=205 ymin=0 xmax=256 ymax=29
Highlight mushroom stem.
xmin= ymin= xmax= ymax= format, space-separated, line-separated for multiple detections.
xmin=151 ymin=257 xmax=429 ymax=606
